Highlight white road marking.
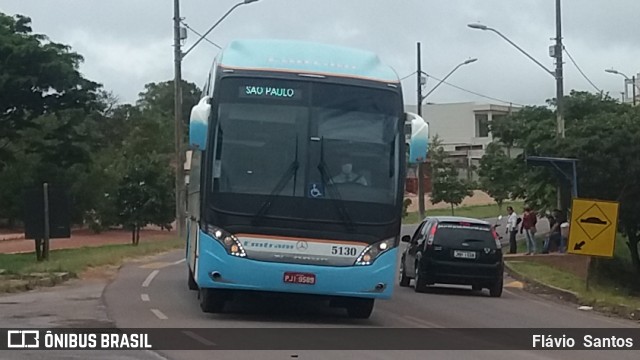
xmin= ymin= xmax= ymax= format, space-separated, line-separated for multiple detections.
xmin=150 ymin=308 xmax=168 ymax=320
xmin=142 ymin=270 xmax=159 ymax=287
xmin=182 ymin=331 xmax=217 ymax=346
xmin=141 ymin=294 xmax=150 ymax=302
xmin=172 ymin=258 xmax=186 ymax=265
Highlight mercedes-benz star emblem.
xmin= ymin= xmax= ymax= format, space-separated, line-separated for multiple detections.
xmin=296 ymin=241 xmax=309 ymax=251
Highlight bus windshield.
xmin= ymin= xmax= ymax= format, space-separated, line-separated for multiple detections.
xmin=211 ymin=77 xmax=402 ymax=208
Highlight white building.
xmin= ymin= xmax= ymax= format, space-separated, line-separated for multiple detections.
xmin=405 ymin=102 xmax=520 ymax=180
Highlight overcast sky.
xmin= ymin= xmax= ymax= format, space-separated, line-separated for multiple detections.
xmin=2 ymin=0 xmax=639 ymax=107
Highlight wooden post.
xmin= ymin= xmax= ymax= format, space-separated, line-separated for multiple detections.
xmin=43 ymin=183 xmax=50 ymax=261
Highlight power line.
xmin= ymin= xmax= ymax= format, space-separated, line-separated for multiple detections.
xmin=399 ymin=71 xmax=417 ymax=81
xmin=423 ymin=73 xmax=525 ymax=107
xmin=180 ymin=21 xmax=222 ymax=49
xmin=563 ymin=45 xmax=601 ymax=93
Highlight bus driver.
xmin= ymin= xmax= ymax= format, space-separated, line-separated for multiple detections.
xmin=330 ymin=157 xmax=368 ymax=186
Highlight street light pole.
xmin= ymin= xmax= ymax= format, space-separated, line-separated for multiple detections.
xmin=467 ymin=20 xmax=562 ymax=135
xmin=416 ymin=42 xmax=425 ymax=220
xmin=422 ymin=58 xmax=478 ymax=100
xmin=469 ymin=4 xmax=567 ymax=209
xmin=414 ymin=42 xmax=476 ymax=219
xmin=173 ymin=0 xmax=260 ymax=238
xmin=173 ymin=0 xmax=185 ymax=239
xmin=605 ymin=69 xmax=639 ymax=106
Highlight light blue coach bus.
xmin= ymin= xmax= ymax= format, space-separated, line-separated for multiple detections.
xmin=186 ymin=39 xmax=429 ymax=319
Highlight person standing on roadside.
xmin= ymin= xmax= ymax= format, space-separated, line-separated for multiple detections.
xmin=506 ymin=206 xmax=518 ymax=254
xmin=520 ymin=206 xmax=537 ymax=255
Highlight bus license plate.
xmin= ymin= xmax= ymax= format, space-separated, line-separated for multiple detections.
xmin=283 ymin=272 xmax=316 ymax=285
xmin=454 ymin=250 xmax=476 ymax=259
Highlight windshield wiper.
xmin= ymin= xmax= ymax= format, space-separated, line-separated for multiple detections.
xmin=317 ymin=137 xmax=355 ymax=232
xmin=252 ymin=135 xmax=299 ymax=226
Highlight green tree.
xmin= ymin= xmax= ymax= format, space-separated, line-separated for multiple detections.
xmin=116 ymin=153 xmax=175 ymax=245
xmin=137 ymin=80 xmax=201 ymax=121
xmin=490 ymin=90 xmax=640 ymax=278
xmin=478 ymin=142 xmax=520 ymax=211
xmin=0 ymin=12 xmax=106 ymax=230
xmin=0 ymin=13 xmax=101 ymax=167
xmin=136 ymin=80 xmax=202 ymax=146
xmin=428 ymin=136 xmax=474 ymax=215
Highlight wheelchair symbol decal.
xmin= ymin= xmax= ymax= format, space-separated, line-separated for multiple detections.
xmin=309 ymin=183 xmax=324 ymax=198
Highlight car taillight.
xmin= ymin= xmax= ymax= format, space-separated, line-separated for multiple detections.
xmin=492 ymin=228 xmax=501 ymax=248
xmin=426 ymin=225 xmax=437 ymax=248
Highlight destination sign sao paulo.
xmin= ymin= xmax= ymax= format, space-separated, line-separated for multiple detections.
xmin=243 ymin=85 xmax=299 ymax=98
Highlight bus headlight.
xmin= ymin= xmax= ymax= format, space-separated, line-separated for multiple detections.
xmin=354 ymin=238 xmax=395 ymax=266
xmin=205 ymin=225 xmax=246 ymax=257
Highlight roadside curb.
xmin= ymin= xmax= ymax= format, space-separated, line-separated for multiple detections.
xmin=0 ymin=272 xmax=72 ymax=293
xmin=504 ymin=261 xmax=580 ymax=303
xmin=504 ymin=261 xmax=640 ymax=321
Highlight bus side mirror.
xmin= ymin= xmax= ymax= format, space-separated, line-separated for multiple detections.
xmin=189 ymin=96 xmax=211 ymax=150
xmin=405 ymin=112 xmax=429 ymax=164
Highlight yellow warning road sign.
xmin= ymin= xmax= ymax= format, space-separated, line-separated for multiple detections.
xmin=568 ymin=198 xmax=619 ymax=258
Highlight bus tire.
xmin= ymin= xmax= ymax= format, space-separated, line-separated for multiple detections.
xmin=188 ymin=269 xmax=198 ymax=290
xmin=199 ymin=288 xmax=225 ymax=313
xmin=346 ymin=298 xmax=374 ymax=319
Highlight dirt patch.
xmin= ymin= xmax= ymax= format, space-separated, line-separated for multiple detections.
xmin=0 ymin=228 xmax=176 ymax=254
xmin=78 ymin=265 xmax=120 ymax=281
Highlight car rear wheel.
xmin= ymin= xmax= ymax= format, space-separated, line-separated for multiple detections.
xmin=346 ymin=298 xmax=375 ymax=319
xmin=489 ymin=278 xmax=503 ymax=297
xmin=399 ymin=260 xmax=410 ymax=287
xmin=414 ymin=265 xmax=428 ymax=293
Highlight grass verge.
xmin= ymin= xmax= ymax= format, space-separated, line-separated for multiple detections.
xmin=506 ymin=260 xmax=640 ymax=319
xmin=0 ymin=237 xmax=183 ymax=277
xmin=403 ymin=201 xmax=524 ymax=224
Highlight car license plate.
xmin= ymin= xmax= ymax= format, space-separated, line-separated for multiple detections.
xmin=283 ymin=272 xmax=316 ymax=285
xmin=454 ymin=250 xmax=476 ymax=259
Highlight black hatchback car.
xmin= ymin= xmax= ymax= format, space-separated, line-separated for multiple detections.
xmin=399 ymin=216 xmax=504 ymax=297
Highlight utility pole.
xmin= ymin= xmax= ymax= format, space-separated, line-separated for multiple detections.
xmin=554 ymin=0 xmax=566 ymax=213
xmin=416 ymin=42 xmax=426 ymax=220
xmin=633 ymin=76 xmax=637 ymax=106
xmin=555 ymin=0 xmax=564 ymax=139
xmin=174 ymin=0 xmax=186 ymax=239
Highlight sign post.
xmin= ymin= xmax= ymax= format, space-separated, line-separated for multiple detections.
xmin=567 ymin=198 xmax=620 ymax=290
xmin=24 ymin=184 xmax=71 ymax=261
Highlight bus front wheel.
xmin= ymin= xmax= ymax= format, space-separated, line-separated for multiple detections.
xmin=346 ymin=298 xmax=374 ymax=319
xmin=199 ymin=288 xmax=226 ymax=313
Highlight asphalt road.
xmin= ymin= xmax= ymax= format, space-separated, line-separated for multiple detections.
xmin=100 ymin=224 xmax=637 ymax=360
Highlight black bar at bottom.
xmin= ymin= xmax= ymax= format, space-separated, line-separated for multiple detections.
xmin=1 ymin=328 xmax=639 ymax=350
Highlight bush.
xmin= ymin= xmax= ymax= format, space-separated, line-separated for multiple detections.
xmin=403 ymin=198 xmax=412 ymax=218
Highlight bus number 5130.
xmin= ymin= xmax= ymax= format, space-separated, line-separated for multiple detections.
xmin=331 ymin=246 xmax=357 ymax=256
